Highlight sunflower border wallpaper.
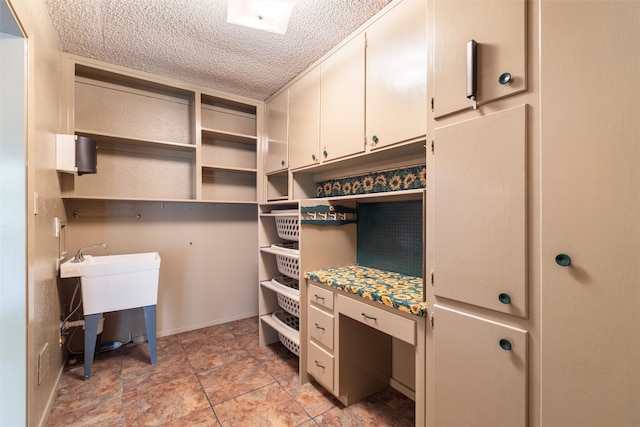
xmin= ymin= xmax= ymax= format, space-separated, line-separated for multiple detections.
xmin=315 ymin=165 xmax=426 ymax=198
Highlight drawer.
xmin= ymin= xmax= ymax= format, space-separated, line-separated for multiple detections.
xmin=309 ymin=283 xmax=334 ymax=311
xmin=309 ymin=305 xmax=335 ymax=350
xmin=337 ymin=294 xmax=415 ymax=345
xmin=307 ymin=341 xmax=334 ymax=391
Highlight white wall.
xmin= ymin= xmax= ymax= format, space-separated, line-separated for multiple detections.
xmin=6 ymin=0 xmax=69 ymax=425
xmin=62 ymin=200 xmax=258 ymax=345
xmin=0 ymin=3 xmax=26 ymax=425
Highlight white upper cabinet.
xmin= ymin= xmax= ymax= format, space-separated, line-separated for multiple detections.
xmin=433 ymin=0 xmax=526 ymax=119
xmin=288 ymin=66 xmax=321 ymax=170
xmin=282 ymin=0 xmax=427 ymax=172
xmin=366 ymin=0 xmax=427 ymax=149
xmin=320 ymin=33 xmax=366 ymax=162
xmin=265 ymin=89 xmax=289 ymax=173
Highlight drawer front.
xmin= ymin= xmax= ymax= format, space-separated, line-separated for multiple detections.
xmin=307 ymin=341 xmax=334 ymax=391
xmin=337 ymin=294 xmax=415 ymax=345
xmin=309 ymin=305 xmax=335 ymax=350
xmin=309 ymin=283 xmax=334 ymax=311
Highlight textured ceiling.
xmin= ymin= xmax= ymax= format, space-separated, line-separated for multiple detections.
xmin=45 ymin=0 xmax=394 ymax=100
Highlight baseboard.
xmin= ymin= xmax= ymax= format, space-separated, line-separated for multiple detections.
xmin=157 ymin=310 xmax=259 ymax=337
xmin=390 ymin=377 xmax=415 ymax=401
xmin=37 ymin=363 xmax=65 ymax=427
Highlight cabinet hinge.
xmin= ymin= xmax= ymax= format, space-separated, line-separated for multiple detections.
xmin=430 ymin=314 xmax=435 ymax=329
xmin=431 ymin=97 xmax=434 ymax=112
xmin=431 ymin=140 xmax=435 ymax=154
xmin=430 ymin=270 xmax=434 ymax=285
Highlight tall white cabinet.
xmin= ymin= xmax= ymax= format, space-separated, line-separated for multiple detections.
xmin=539 ymin=2 xmax=640 ymax=426
xmin=427 ymin=0 xmax=532 ymax=426
xmin=428 ymin=1 xmax=640 ymax=426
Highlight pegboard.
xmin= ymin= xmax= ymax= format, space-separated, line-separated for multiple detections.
xmin=356 ymin=200 xmax=423 ymax=277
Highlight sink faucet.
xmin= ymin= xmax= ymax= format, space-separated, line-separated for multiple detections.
xmin=71 ymin=243 xmax=109 ymax=263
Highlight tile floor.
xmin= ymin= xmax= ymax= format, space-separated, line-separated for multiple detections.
xmin=45 ymin=316 xmax=415 ymax=426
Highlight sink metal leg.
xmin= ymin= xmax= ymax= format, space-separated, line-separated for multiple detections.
xmin=83 ymin=313 xmax=100 ymax=380
xmin=143 ymin=305 xmax=157 ymax=365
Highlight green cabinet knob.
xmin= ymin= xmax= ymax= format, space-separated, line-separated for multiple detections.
xmin=323 ymin=150 xmax=328 ymax=158
xmin=499 ymin=72 xmax=512 ymax=85
xmin=499 ymin=339 xmax=512 ymax=351
xmin=372 ymin=135 xmax=379 ymax=143
xmin=555 ymin=253 xmax=572 ymax=267
xmin=498 ymin=293 xmax=511 ymax=304
xmin=281 ymin=160 xmax=285 ymax=166
xmin=312 ymin=154 xmax=316 ymax=161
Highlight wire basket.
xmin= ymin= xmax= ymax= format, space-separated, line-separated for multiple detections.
xmin=272 ymin=310 xmax=300 ymax=356
xmin=275 ymin=252 xmax=299 ymax=280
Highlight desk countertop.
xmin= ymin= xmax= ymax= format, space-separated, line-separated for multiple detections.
xmin=304 ymin=265 xmax=427 ymax=318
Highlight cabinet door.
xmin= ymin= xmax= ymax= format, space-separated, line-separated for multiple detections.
xmin=433 ymin=0 xmax=526 ymax=118
xmin=433 ymin=105 xmax=526 ymax=316
xmin=289 ymin=66 xmax=320 ymax=169
xmin=366 ymin=0 xmax=427 ymax=149
xmin=540 ymin=2 xmax=640 ymax=425
xmin=320 ymin=34 xmax=365 ymax=162
xmin=433 ymin=305 xmax=528 ymax=427
xmin=265 ymin=89 xmax=288 ymax=173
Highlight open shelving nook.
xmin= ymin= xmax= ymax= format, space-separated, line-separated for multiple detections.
xmin=63 ymin=63 xmax=197 ymax=201
xmin=200 ymin=94 xmax=258 ymax=203
xmin=258 ymin=204 xmax=301 ymax=350
xmin=61 ymin=56 xmax=263 ymax=204
xmin=290 ymin=139 xmax=426 ymax=202
xmin=264 ymin=170 xmax=290 ymax=202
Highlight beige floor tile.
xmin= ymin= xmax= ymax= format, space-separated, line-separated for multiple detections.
xmin=160 ymin=407 xmax=221 ymax=427
xmin=123 ymin=374 xmax=210 ymax=426
xmin=197 ymin=358 xmax=276 ymax=405
xmin=52 ymin=364 xmax=122 ymax=412
xmin=287 ymin=381 xmax=341 ymax=418
xmin=213 ymin=383 xmax=310 ymax=427
xmin=47 ymin=318 xmax=415 ymax=427
xmin=122 ymin=334 xmax=185 ymax=365
xmin=314 ymin=396 xmax=414 ymax=427
xmin=253 ymin=343 xmax=300 ymax=390
xmin=122 ymin=351 xmax=194 ymax=395
xmin=177 ymin=323 xmax=235 ymax=346
xmin=226 ymin=316 xmax=259 ymax=337
xmin=183 ymin=337 xmax=253 ymax=372
xmin=46 ymin=395 xmax=123 ymax=427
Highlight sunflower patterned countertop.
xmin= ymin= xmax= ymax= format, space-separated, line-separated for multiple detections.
xmin=304 ymin=265 xmax=427 ymax=318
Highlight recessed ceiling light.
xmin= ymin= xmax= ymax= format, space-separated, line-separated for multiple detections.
xmin=227 ymin=0 xmax=297 ymax=34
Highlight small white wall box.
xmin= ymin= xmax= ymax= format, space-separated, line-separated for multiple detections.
xmin=56 ymin=134 xmax=97 ymax=175
xmin=56 ymin=134 xmax=75 ymax=173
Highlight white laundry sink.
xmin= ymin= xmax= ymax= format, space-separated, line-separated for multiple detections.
xmin=60 ymin=252 xmax=161 ymax=315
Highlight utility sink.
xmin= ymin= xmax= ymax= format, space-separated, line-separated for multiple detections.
xmin=60 ymin=252 xmax=161 ymax=315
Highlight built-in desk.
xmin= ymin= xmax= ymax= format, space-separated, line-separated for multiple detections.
xmin=305 ymin=266 xmax=426 ymax=426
